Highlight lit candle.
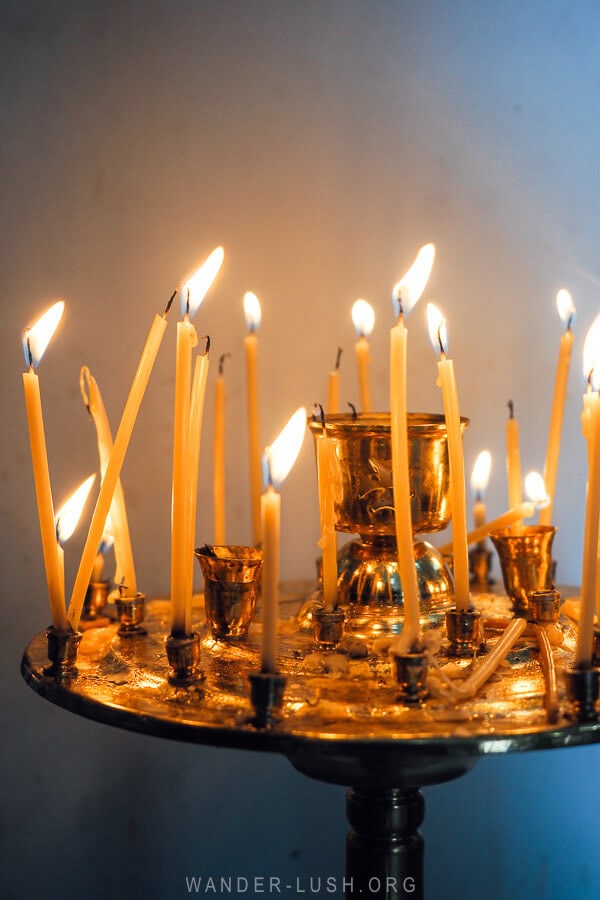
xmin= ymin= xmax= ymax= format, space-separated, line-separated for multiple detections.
xmin=351 ymin=299 xmax=375 ymax=413
xmin=427 ymin=302 xmax=470 ymax=611
xmin=390 ymin=243 xmax=436 ymax=649
xmin=171 ymin=248 xmax=224 ymax=636
xmin=22 ymin=300 xmax=67 ymax=630
xmin=261 ymin=407 xmax=307 ymax=673
xmin=213 ymin=353 xmax=229 ymax=545
xmin=506 ymin=399 xmax=523 ymax=535
xmin=470 ymin=450 xmax=492 ymax=529
xmin=540 ymin=290 xmax=575 ymax=526
xmin=575 ymin=316 xmax=600 ymax=666
xmin=55 ymin=475 xmax=96 ymax=600
xmin=327 ymin=347 xmax=342 ymax=415
xmin=68 ymin=294 xmax=174 ymax=630
xmin=244 ymin=290 xmax=262 ymax=545
xmin=437 ymin=502 xmax=535 ymax=554
xmin=80 ymin=366 xmax=136 ymax=593
xmin=315 ymin=417 xmax=341 ymax=610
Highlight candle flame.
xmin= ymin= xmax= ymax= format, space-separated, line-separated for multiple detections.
xmin=525 ymin=470 xmax=549 ymax=508
xmin=55 ymin=474 xmax=96 ymax=545
xmin=180 ymin=246 xmax=224 ymax=319
xmin=22 ymin=300 xmax=65 ymax=369
xmin=263 ymin=406 xmax=307 ymax=490
xmin=556 ymin=289 xmax=575 ymax=328
xmin=351 ymin=299 xmax=375 ymax=338
xmin=426 ymin=302 xmax=448 ymax=355
xmin=243 ymin=291 xmax=262 ymax=331
xmin=583 ymin=313 xmax=600 ymax=390
xmin=470 ymin=450 xmax=492 ymax=495
xmin=392 ymin=243 xmax=436 ymax=317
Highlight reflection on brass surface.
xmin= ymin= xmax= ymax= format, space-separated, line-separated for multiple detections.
xmin=309 ymin=413 xmax=468 ymax=536
xmin=21 ymin=589 xmax=600 ymax=790
xmin=336 ymin=538 xmax=454 ymax=637
xmin=490 ymin=526 xmax=557 ymax=613
xmin=195 ymin=545 xmax=263 ymax=639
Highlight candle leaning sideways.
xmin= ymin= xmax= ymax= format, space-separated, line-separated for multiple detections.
xmin=68 ymin=302 xmax=171 ymax=630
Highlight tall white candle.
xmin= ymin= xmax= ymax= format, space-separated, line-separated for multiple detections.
xmin=22 ymin=301 xmax=67 ymax=630
xmin=80 ymin=366 xmax=136 ymax=593
xmin=351 ymin=299 xmax=374 ymax=413
xmin=576 ymin=317 xmax=600 ymax=666
xmin=316 ymin=428 xmax=340 ymax=610
xmin=389 ymin=243 xmax=436 ymax=649
xmin=213 ymin=353 xmax=228 ymax=545
xmin=244 ymin=291 xmax=262 ymax=545
xmin=260 ymin=407 xmax=307 ymax=673
xmin=171 ymin=248 xmax=224 ymax=636
xmin=540 ymin=290 xmax=575 ymax=526
xmin=506 ymin=400 xmax=523 ymax=535
xmin=327 ymin=347 xmax=342 ymax=415
xmin=427 ymin=303 xmax=470 ymax=611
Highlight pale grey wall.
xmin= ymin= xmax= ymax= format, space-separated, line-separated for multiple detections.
xmin=3 ymin=2 xmax=600 ymax=898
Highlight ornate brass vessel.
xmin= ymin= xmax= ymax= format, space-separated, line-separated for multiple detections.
xmin=309 ymin=413 xmax=467 ymax=636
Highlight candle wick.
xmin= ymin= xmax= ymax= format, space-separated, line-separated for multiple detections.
xmin=588 ymin=369 xmax=594 ymax=390
xmin=164 ymin=289 xmax=177 ymax=317
xmin=79 ymin=366 xmax=92 ymax=415
xmin=185 ymin=290 xmax=190 ymax=318
xmin=347 ymin=401 xmax=358 ymax=420
xmin=55 ymin=516 xmax=61 ymax=544
xmin=437 ymin=325 xmax=445 ymax=357
xmin=335 ymin=346 xmax=343 ymax=370
xmin=508 ymin=399 xmax=514 ymax=420
xmin=475 ymin=490 xmax=482 ymax=503
xmin=317 ymin=403 xmax=326 ymax=428
xmin=201 ymin=334 xmax=211 ymax=355
xmin=567 ymin=314 xmax=573 ymax=332
xmin=26 ymin=334 xmax=34 ymax=370
xmin=218 ymin=352 xmax=231 ymax=375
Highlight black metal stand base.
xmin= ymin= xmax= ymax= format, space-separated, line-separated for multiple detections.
xmin=346 ymin=787 xmax=424 ymax=899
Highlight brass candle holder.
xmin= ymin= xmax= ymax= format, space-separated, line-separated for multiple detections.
xmin=82 ymin=580 xmax=110 ymax=620
xmin=565 ymin=666 xmax=600 ymax=723
xmin=313 ymin=606 xmax=345 ymax=649
xmin=393 ymin=650 xmax=429 ymax=704
xmin=490 ymin=525 xmax=557 ymax=616
xmin=528 ymin=589 xmax=560 ymax=624
xmin=115 ymin=591 xmax=147 ymax=636
xmin=248 ymin=671 xmax=286 ymax=728
xmin=195 ymin=544 xmax=263 ymax=639
xmin=165 ymin=632 xmax=204 ymax=687
xmin=44 ymin=625 xmax=82 ymax=680
xmin=309 ymin=413 xmax=467 ymax=638
xmin=445 ymin=608 xmax=483 ymax=657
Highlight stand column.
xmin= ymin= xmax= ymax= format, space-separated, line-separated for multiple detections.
xmin=346 ymin=787 xmax=424 ymax=900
